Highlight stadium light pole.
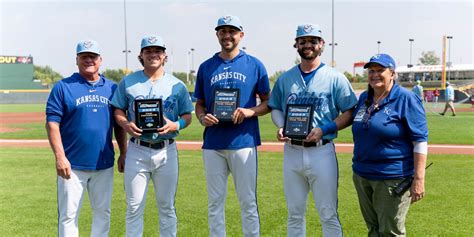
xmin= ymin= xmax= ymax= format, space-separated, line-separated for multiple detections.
xmin=377 ymin=41 xmax=381 ymax=54
xmin=329 ymin=43 xmax=338 ymax=67
xmin=190 ymin=48 xmax=195 ymax=84
xmin=447 ymin=36 xmax=453 ymax=82
xmin=122 ymin=0 xmax=131 ymax=72
xmin=409 ymin=38 xmax=414 ymax=67
xmin=331 ymin=0 xmax=336 ymax=67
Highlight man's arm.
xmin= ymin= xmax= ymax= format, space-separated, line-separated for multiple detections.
xmin=113 ymin=119 xmax=128 ymax=173
xmin=233 ymin=93 xmax=271 ymax=124
xmin=305 ymin=108 xmax=354 ymax=143
xmin=114 ymin=108 xmax=142 ymax=137
xmin=195 ymin=98 xmax=218 ymax=127
xmin=411 ymin=150 xmax=427 ymax=203
xmin=46 ymin=121 xmax=71 ymax=179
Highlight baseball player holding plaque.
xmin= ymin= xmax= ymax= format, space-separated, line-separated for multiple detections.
xmin=111 ymin=35 xmax=194 ymax=236
xmin=268 ymin=24 xmax=357 ymax=236
xmin=194 ymin=15 xmax=271 ymax=237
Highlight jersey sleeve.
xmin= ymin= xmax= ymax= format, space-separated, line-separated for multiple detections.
xmin=255 ymin=60 xmax=271 ymax=95
xmin=110 ymin=78 xmax=128 ymax=110
xmin=178 ymin=83 xmax=195 ymax=116
xmin=45 ymin=82 xmax=64 ymax=123
xmin=334 ymin=72 xmax=357 ymax=112
xmin=268 ymin=76 xmax=283 ymax=111
xmin=193 ymin=65 xmax=205 ymax=100
xmin=404 ymin=94 xmax=429 ymax=142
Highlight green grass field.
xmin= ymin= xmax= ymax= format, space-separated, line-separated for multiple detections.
xmin=1 ymin=104 xmax=473 ymax=144
xmin=0 ymin=148 xmax=473 ymax=236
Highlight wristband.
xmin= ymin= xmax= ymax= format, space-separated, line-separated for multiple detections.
xmin=320 ymin=121 xmax=337 ymax=135
xmin=177 ymin=118 xmax=186 ymax=131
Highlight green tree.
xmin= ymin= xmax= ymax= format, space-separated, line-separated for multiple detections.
xmin=102 ymin=69 xmax=132 ymax=83
xmin=419 ymin=51 xmax=440 ymax=65
xmin=34 ymin=65 xmax=63 ymax=86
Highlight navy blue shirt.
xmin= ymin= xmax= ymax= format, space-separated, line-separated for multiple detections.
xmin=351 ymin=83 xmax=428 ymax=180
xmin=46 ymin=73 xmax=117 ymax=170
xmin=194 ymin=50 xmax=270 ymax=149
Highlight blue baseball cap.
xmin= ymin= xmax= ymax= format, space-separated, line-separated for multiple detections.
xmin=140 ymin=35 xmax=166 ymax=49
xmin=296 ymin=24 xmax=323 ymax=40
xmin=76 ymin=40 xmax=100 ymax=55
xmin=215 ymin=15 xmax=243 ymax=31
xmin=364 ymin=53 xmax=396 ymax=69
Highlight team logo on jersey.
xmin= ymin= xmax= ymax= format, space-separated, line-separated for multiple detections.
xmin=223 ymin=16 xmax=232 ymax=23
xmin=303 ymin=25 xmax=314 ymax=33
xmin=82 ymin=40 xmax=94 ymax=49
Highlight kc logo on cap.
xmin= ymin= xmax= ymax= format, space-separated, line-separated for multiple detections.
xmin=140 ymin=35 xmax=166 ymax=49
xmin=223 ymin=16 xmax=232 ymax=23
xmin=76 ymin=39 xmax=101 ymax=55
xmin=147 ymin=36 xmax=157 ymax=44
xmin=82 ymin=40 xmax=93 ymax=49
xmin=303 ymin=25 xmax=314 ymax=33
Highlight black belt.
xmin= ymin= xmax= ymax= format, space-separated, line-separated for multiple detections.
xmin=290 ymin=139 xmax=330 ymax=147
xmin=130 ymin=137 xmax=174 ymax=150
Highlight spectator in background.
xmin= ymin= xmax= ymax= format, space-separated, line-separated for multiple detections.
xmin=440 ymin=81 xmax=456 ymax=116
xmin=412 ymin=80 xmax=424 ymax=102
xmin=433 ymin=88 xmax=440 ymax=107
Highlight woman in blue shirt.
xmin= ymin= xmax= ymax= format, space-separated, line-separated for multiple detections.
xmin=351 ymin=54 xmax=428 ymax=236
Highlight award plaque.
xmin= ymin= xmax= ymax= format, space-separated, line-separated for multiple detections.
xmin=213 ymin=88 xmax=240 ymax=121
xmin=283 ymin=104 xmax=314 ymax=139
xmin=134 ymin=99 xmax=164 ymax=133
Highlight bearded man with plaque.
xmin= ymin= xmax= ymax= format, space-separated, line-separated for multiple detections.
xmin=283 ymin=104 xmax=313 ymax=139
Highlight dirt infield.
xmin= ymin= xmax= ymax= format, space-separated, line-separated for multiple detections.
xmin=0 ymin=111 xmax=473 ymax=155
xmin=0 ymin=112 xmax=45 ymax=132
xmin=0 ymin=140 xmax=472 ymax=155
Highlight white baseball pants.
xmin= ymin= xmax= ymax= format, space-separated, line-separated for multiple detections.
xmin=57 ymin=167 xmax=114 ymax=237
xmin=124 ymin=141 xmax=178 ymax=237
xmin=283 ymin=142 xmax=342 ymax=237
xmin=203 ymin=148 xmax=260 ymax=237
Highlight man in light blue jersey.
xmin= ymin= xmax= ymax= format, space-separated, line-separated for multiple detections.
xmin=440 ymin=81 xmax=456 ymax=116
xmin=194 ymin=15 xmax=271 ymax=237
xmin=46 ymin=40 xmax=128 ymax=237
xmin=268 ymin=24 xmax=357 ymax=237
xmin=412 ymin=80 xmax=424 ymax=101
xmin=111 ymin=35 xmax=194 ymax=236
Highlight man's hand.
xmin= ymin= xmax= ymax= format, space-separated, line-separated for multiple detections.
xmin=232 ymin=108 xmax=255 ymax=124
xmin=56 ymin=156 xmax=71 ymax=179
xmin=277 ymin=127 xmax=290 ymax=142
xmin=119 ymin=120 xmax=142 ymax=137
xmin=410 ymin=177 xmax=425 ymax=203
xmin=117 ymin=154 xmax=126 ymax=173
xmin=200 ymin=113 xmax=219 ymax=127
xmin=305 ymin=127 xmax=323 ymax=143
xmin=158 ymin=117 xmax=178 ymax=135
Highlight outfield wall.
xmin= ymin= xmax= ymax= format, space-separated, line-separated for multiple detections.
xmin=0 ymin=90 xmax=49 ymax=104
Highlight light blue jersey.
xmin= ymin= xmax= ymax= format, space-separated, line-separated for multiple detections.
xmin=268 ymin=64 xmax=357 ymax=140
xmin=445 ymin=85 xmax=455 ymax=101
xmin=111 ymin=71 xmax=194 ymax=143
xmin=412 ymin=85 xmax=424 ymax=99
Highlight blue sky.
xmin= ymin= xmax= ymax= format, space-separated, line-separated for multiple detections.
xmin=1 ymin=0 xmax=472 ymax=77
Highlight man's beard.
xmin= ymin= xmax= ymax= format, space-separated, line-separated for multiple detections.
xmin=298 ymin=48 xmax=319 ymax=60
